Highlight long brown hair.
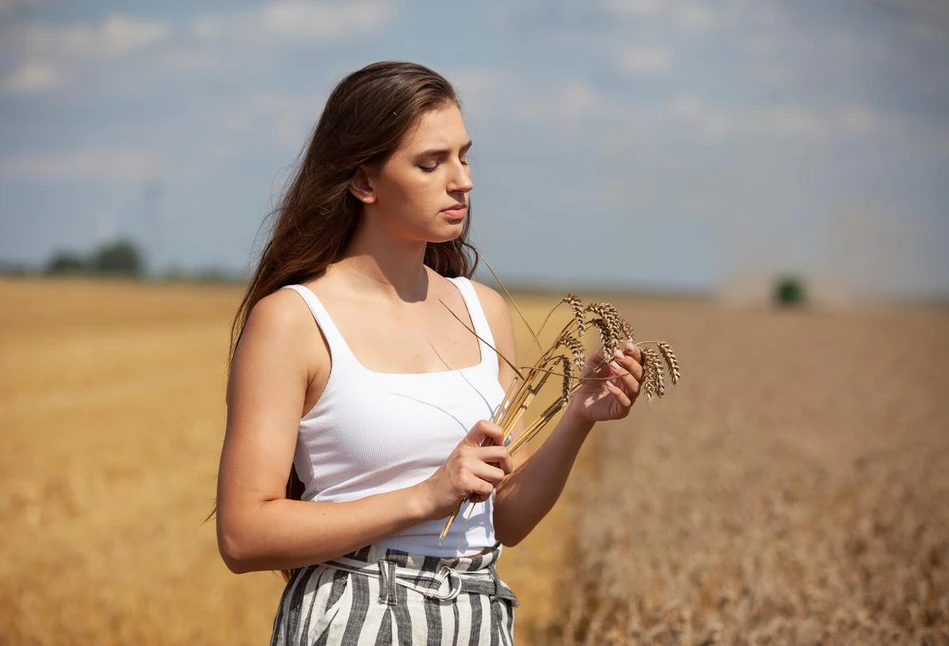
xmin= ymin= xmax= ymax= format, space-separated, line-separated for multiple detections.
xmin=213 ymin=61 xmax=479 ymax=581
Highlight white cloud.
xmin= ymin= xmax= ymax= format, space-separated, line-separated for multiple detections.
xmin=665 ymin=99 xmax=888 ymax=144
xmin=99 ymin=15 xmax=170 ymax=55
xmin=141 ymin=2 xmax=398 ymax=85
xmin=20 ymin=14 xmax=171 ymax=60
xmin=616 ymin=45 xmax=674 ymax=75
xmin=725 ymin=0 xmax=785 ymax=28
xmin=158 ymin=48 xmax=221 ymax=72
xmin=2 ymin=60 xmax=60 ymax=94
xmin=0 ymin=14 xmax=171 ymax=95
xmin=216 ymin=91 xmax=327 ymax=152
xmin=0 ymin=147 xmax=161 ymax=181
xmin=761 ymin=105 xmax=826 ymax=138
xmin=667 ymin=96 xmax=828 ymax=141
xmin=670 ymin=93 xmax=702 ymax=119
xmin=447 ymin=68 xmax=514 ymax=118
xmin=549 ymin=79 xmax=599 ymax=119
xmin=509 ymin=78 xmax=622 ymax=126
xmin=185 ymin=0 xmax=397 ymax=46
xmin=1 ymin=3 xmax=398 ymax=96
xmin=677 ymin=2 xmax=714 ymax=31
xmin=261 ymin=0 xmax=396 ymax=41
xmin=601 ymin=0 xmax=717 ymax=32
xmin=189 ymin=14 xmax=223 ymax=40
xmin=600 ymin=0 xmax=661 ymax=17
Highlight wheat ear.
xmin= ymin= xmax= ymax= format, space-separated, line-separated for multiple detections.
xmin=439 ymin=291 xmax=682 ymax=540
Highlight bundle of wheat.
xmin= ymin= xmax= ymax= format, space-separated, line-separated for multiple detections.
xmin=439 ymin=288 xmax=681 ymax=540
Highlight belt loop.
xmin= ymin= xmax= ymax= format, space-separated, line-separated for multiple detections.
xmin=377 ymin=559 xmax=389 ymax=605
xmin=377 ymin=559 xmax=399 ymax=606
xmin=488 ymin=562 xmax=501 ymax=603
xmin=385 ymin=561 xmax=398 ymax=606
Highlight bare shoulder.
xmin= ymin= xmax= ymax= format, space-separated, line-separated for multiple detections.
xmin=469 ymin=279 xmax=511 ymax=328
xmin=244 ymin=288 xmax=317 ymax=347
xmin=232 ymin=287 xmax=327 ymax=392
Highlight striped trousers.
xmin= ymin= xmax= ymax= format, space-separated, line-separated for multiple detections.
xmin=270 ymin=542 xmax=518 ymax=645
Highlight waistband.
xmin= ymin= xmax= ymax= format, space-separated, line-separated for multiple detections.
xmin=319 ymin=542 xmax=518 ymax=607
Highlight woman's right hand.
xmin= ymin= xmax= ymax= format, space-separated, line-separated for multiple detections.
xmin=417 ymin=420 xmax=514 ymax=520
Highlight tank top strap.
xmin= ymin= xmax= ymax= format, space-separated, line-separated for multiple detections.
xmin=446 ymin=276 xmax=498 ymax=373
xmin=280 ymin=284 xmax=356 ymax=366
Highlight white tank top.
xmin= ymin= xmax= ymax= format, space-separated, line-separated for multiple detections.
xmin=280 ymin=276 xmax=506 ymax=558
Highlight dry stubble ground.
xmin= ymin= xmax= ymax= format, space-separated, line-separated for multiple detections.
xmin=1 ymin=277 xmax=947 ymax=645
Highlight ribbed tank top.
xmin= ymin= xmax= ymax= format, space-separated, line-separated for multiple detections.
xmin=280 ymin=277 xmax=506 ymax=558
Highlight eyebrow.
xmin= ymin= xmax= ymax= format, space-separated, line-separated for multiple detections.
xmin=415 ymin=140 xmax=473 ymax=158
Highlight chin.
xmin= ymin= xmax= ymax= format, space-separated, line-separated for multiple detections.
xmin=425 ymin=226 xmax=465 ymax=245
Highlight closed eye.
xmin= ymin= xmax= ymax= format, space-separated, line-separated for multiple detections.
xmin=419 ymin=157 xmax=469 ymax=173
xmin=415 ymin=140 xmax=473 ymax=173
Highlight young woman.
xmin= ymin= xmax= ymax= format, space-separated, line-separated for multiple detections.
xmin=214 ymin=61 xmax=645 ymax=645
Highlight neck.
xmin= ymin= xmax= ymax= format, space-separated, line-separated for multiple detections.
xmin=334 ymin=220 xmax=430 ymax=302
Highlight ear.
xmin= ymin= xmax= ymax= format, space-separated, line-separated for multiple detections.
xmin=349 ymin=166 xmax=376 ymax=204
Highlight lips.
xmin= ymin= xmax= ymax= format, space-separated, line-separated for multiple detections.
xmin=441 ymin=204 xmax=467 ymax=217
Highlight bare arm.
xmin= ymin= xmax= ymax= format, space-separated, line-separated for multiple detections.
xmin=215 ymin=290 xmax=512 ymax=574
xmin=492 ymin=405 xmax=594 ymax=547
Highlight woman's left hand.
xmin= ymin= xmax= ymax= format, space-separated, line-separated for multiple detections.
xmin=565 ymin=342 xmax=645 ymax=424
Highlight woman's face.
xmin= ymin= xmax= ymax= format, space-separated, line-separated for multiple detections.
xmin=362 ymin=102 xmax=473 ymax=245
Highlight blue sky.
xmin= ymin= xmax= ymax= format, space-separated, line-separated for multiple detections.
xmin=1 ymin=0 xmax=947 ymax=301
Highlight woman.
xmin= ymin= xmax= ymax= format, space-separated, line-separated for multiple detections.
xmin=214 ymin=61 xmax=645 ymax=645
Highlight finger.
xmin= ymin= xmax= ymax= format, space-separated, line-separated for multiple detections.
xmin=478 ymin=421 xmax=505 ymax=443
xmin=620 ymin=367 xmax=641 ymax=396
xmin=610 ymin=357 xmax=640 ymax=395
xmin=612 ymin=349 xmax=644 ymax=383
xmin=477 ymin=446 xmax=514 ymax=474
xmin=466 ymin=477 xmax=495 ymax=499
xmin=469 ymin=491 xmax=491 ymax=503
xmin=624 ymin=341 xmax=643 ymax=364
xmin=468 ymin=462 xmax=507 ymax=485
xmin=606 ymin=379 xmax=632 ymax=408
xmin=464 ymin=420 xmax=504 ymax=446
xmin=579 ymin=348 xmax=606 ymax=378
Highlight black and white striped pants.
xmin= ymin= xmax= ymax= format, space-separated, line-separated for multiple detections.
xmin=270 ymin=542 xmax=518 ymax=645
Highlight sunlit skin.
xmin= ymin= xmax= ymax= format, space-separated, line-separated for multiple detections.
xmin=214 ymin=102 xmax=646 ymax=574
xmin=351 ymin=102 xmax=475 ymax=249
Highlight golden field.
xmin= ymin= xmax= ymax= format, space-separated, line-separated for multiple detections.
xmin=1 ymin=277 xmax=947 ymax=645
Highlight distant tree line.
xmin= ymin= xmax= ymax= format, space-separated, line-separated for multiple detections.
xmin=8 ymin=238 xmax=810 ymax=301
xmin=3 ymin=238 xmax=247 ymax=284
xmin=44 ymin=238 xmax=145 ymax=277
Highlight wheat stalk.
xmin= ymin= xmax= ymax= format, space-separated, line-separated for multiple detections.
xmin=438 ymin=289 xmax=682 ymax=540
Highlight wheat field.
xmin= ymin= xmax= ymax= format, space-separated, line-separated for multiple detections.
xmin=1 ymin=277 xmax=947 ymax=645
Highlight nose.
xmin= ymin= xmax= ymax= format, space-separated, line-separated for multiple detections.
xmin=448 ymin=159 xmax=473 ymax=194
